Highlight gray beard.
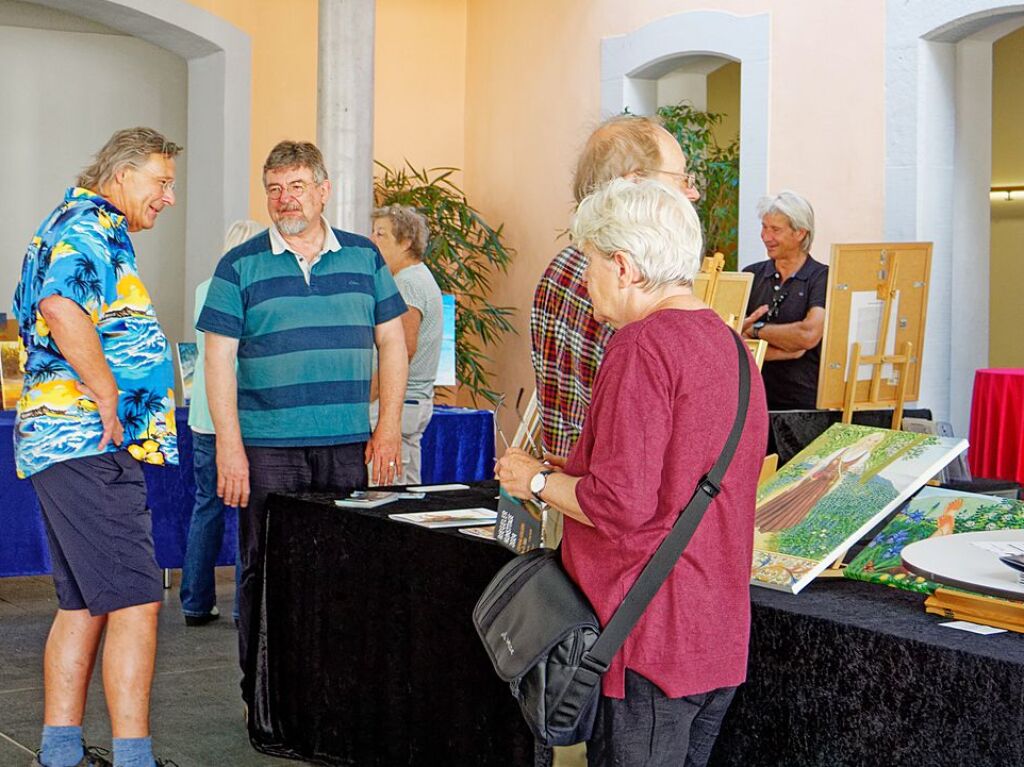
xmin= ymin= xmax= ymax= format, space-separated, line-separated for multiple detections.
xmin=278 ymin=217 xmax=310 ymax=236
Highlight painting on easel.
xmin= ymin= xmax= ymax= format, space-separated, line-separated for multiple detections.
xmin=844 ymin=487 xmax=1024 ymax=595
xmin=750 ymin=423 xmax=967 ymax=594
xmin=816 ymin=242 xmax=932 ymax=426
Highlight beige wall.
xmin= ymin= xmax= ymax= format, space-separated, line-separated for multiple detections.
xmin=461 ymin=0 xmax=887 ymax=436
xmin=990 ymin=25 xmax=1024 ymax=368
xmin=375 ymin=0 xmax=467 ymax=173
xmin=707 ymin=61 xmax=740 ymax=147
xmin=185 ymin=0 xmax=319 ymax=224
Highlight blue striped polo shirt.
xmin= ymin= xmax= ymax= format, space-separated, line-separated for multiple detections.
xmin=196 ymin=228 xmax=407 ymax=446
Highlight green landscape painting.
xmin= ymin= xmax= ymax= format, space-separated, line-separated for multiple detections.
xmin=845 ymin=487 xmax=1024 ymax=594
xmin=751 ymin=423 xmax=967 ymax=594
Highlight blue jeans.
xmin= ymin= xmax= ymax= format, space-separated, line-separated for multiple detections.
xmin=180 ymin=432 xmax=239 ymax=618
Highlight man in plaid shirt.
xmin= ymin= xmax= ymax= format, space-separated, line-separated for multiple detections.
xmin=531 ymin=115 xmax=701 ymax=458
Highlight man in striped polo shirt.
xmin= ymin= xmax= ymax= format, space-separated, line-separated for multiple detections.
xmin=198 ymin=141 xmax=409 ymax=707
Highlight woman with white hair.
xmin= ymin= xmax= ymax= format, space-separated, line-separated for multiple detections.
xmin=497 ymin=179 xmax=768 ymax=766
xmin=742 ymin=190 xmax=827 ymax=410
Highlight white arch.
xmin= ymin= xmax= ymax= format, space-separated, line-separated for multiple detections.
xmin=601 ymin=11 xmax=770 ymax=266
xmin=886 ymin=0 xmax=1024 ymax=435
xmin=26 ymin=0 xmax=251 ymax=336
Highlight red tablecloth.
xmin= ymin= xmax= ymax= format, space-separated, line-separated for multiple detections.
xmin=969 ymin=369 xmax=1024 ymax=483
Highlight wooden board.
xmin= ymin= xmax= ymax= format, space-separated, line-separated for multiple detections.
xmin=816 ymin=242 xmax=931 ymax=410
xmin=693 ymin=270 xmax=753 ymax=332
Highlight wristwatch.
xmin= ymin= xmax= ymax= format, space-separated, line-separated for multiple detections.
xmin=530 ymin=469 xmax=554 ymax=504
xmin=752 ymin=320 xmax=766 ymax=339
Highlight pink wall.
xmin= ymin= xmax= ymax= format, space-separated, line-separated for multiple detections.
xmin=453 ymin=1 xmax=886 ymax=433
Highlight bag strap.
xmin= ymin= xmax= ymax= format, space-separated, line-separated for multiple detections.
xmin=584 ymin=331 xmax=752 ymax=672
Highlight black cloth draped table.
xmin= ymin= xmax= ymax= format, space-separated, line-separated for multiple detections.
xmin=710 ymin=579 xmax=1024 ymax=767
xmin=250 ymin=482 xmax=1024 ymax=767
xmin=249 ymin=481 xmax=536 ymax=766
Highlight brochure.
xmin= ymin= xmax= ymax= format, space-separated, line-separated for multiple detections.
xmin=335 ymin=491 xmax=401 ymax=509
xmin=388 ymin=508 xmax=496 ymax=529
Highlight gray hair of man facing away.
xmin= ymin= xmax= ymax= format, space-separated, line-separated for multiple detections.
xmin=263 ymin=140 xmax=329 ymax=184
xmin=223 ymin=220 xmax=264 ymax=253
xmin=756 ymin=190 xmax=816 ymax=253
xmin=571 ymin=178 xmax=703 ymax=290
xmin=572 ymin=114 xmax=667 ymax=205
xmin=77 ymin=127 xmax=183 ymax=191
xmin=372 ymin=204 xmax=430 ymax=259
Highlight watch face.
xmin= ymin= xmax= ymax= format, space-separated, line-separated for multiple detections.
xmin=530 ymin=472 xmax=546 ymax=494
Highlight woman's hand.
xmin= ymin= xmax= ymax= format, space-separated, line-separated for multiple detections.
xmin=495 ymin=447 xmax=544 ymax=501
xmin=543 ymin=452 xmax=568 ymax=470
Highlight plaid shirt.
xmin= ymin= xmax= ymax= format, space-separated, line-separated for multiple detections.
xmin=530 ymin=246 xmax=615 ymax=457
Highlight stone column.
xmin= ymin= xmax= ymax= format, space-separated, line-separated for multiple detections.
xmin=317 ymin=0 xmax=375 ymax=235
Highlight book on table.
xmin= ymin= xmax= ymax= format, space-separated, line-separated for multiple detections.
xmin=335 ymin=491 xmax=401 ymax=509
xmin=388 ymin=508 xmax=497 ymax=529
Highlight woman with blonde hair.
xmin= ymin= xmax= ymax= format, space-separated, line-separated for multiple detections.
xmin=180 ymin=219 xmax=264 ymax=626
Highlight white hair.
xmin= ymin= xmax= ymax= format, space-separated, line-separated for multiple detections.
xmin=223 ymin=219 xmax=264 ymax=252
xmin=570 ymin=178 xmax=702 ymax=289
xmin=757 ymin=190 xmax=815 ymax=253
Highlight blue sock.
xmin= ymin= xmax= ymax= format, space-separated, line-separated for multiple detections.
xmin=112 ymin=737 xmax=155 ymax=767
xmin=39 ymin=725 xmax=83 ymax=767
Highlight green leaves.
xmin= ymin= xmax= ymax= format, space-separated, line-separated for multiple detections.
xmin=655 ymin=102 xmax=741 ymax=270
xmin=374 ymin=161 xmax=516 ymax=404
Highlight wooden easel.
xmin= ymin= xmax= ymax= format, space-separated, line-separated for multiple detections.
xmin=692 ymin=253 xmax=752 ymax=333
xmin=839 ymin=257 xmax=914 ymax=430
xmin=815 ymin=242 xmax=932 ymax=575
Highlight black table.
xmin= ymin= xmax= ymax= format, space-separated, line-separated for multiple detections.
xmin=710 ymin=579 xmax=1024 ymax=767
xmin=249 ymin=482 xmax=536 ymax=766
xmin=769 ymin=408 xmax=932 ymax=464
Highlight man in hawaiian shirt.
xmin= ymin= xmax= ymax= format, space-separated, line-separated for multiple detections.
xmin=14 ymin=128 xmax=181 ymax=767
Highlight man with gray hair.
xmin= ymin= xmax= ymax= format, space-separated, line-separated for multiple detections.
xmin=199 ymin=140 xmax=408 ymax=709
xmin=531 ymin=114 xmax=701 ymax=460
xmin=14 ymin=127 xmax=181 ymax=767
xmin=742 ymin=190 xmax=827 ymax=409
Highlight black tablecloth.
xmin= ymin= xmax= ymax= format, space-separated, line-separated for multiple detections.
xmin=710 ymin=579 xmax=1024 ymax=767
xmin=250 ymin=482 xmax=536 ymax=766
xmin=769 ymin=408 xmax=932 ymax=464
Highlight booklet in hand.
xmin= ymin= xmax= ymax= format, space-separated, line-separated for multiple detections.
xmin=494 ymin=488 xmax=543 ymax=553
xmin=335 ymin=490 xmax=401 ymax=509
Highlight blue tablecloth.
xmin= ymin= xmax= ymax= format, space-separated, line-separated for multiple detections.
xmin=0 ymin=405 xmax=493 ymax=577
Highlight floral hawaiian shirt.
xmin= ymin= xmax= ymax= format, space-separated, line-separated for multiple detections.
xmin=12 ymin=187 xmax=177 ymax=478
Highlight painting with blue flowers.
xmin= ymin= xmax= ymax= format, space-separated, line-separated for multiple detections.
xmin=845 ymin=487 xmax=1024 ymax=594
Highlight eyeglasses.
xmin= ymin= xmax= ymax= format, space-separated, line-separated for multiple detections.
xmin=133 ymin=167 xmax=175 ymax=194
xmin=650 ymin=169 xmax=697 ymax=189
xmin=266 ymin=180 xmax=315 ymax=201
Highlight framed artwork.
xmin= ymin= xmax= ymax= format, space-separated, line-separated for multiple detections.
xmin=0 ymin=341 xmax=23 ymax=410
xmin=436 ymin=293 xmax=456 ymax=387
xmin=845 ymin=487 xmax=1024 ymax=595
xmin=750 ymin=423 xmax=967 ymax=594
xmin=176 ymin=342 xmax=198 ymax=405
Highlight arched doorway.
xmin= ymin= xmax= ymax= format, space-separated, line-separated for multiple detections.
xmin=601 ymin=11 xmax=769 ymax=267
xmin=886 ymin=1 xmax=1024 ymax=436
xmin=23 ymin=0 xmax=251 ymax=337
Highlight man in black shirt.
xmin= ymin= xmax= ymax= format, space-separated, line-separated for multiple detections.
xmin=742 ymin=191 xmax=827 ymax=409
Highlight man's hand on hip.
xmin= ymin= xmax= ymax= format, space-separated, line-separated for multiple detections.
xmin=216 ymin=439 xmax=250 ymax=508
xmin=366 ymin=424 xmax=402 ymax=486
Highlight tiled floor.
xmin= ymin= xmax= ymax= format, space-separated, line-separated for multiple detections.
xmin=0 ymin=569 xmax=300 ymax=767
xmin=0 ymin=570 xmax=587 ymax=767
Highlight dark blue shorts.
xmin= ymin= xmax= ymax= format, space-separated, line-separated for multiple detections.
xmin=31 ymin=451 xmax=163 ymax=616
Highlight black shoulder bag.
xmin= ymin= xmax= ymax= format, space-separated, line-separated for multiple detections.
xmin=473 ymin=332 xmax=751 ymax=746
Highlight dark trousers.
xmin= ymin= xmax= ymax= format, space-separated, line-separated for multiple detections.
xmin=587 ymin=671 xmax=736 ymax=767
xmin=238 ymin=442 xmax=367 ymax=704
